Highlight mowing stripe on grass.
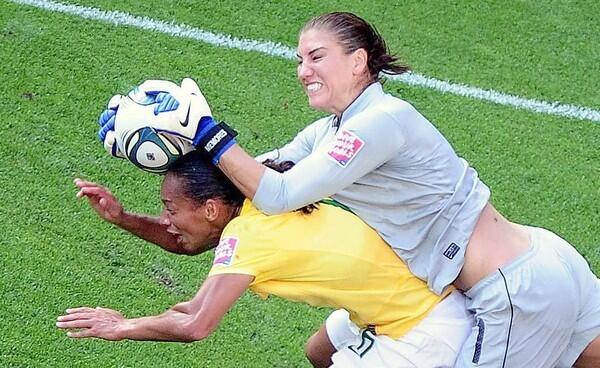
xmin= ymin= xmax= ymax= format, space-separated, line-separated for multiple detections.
xmin=9 ymin=0 xmax=600 ymax=124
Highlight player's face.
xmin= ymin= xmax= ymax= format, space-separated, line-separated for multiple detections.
xmin=297 ymin=28 xmax=368 ymax=116
xmin=159 ymin=174 xmax=220 ymax=254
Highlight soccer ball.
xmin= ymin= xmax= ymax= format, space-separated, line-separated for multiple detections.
xmin=121 ymin=127 xmax=193 ymax=174
xmin=113 ymin=85 xmax=195 ymax=174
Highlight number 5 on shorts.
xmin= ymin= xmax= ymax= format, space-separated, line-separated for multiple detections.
xmin=348 ymin=330 xmax=375 ymax=357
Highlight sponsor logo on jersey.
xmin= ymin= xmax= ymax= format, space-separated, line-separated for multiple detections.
xmin=213 ymin=237 xmax=239 ymax=266
xmin=443 ymin=242 xmax=460 ymax=259
xmin=327 ymin=130 xmax=365 ymax=167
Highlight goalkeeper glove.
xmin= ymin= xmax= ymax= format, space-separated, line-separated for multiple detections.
xmin=98 ymin=94 xmax=126 ymax=158
xmin=121 ymin=78 xmax=237 ymax=164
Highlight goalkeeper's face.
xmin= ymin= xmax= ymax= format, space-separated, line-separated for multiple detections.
xmin=297 ymin=28 xmax=370 ymax=117
xmin=159 ymin=174 xmax=224 ymax=254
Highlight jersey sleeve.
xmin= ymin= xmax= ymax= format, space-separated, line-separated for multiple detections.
xmin=254 ymin=120 xmax=320 ymax=164
xmin=207 ymin=223 xmax=283 ymax=281
xmin=252 ymin=106 xmax=411 ymax=214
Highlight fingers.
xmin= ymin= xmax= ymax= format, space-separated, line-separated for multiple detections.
xmin=56 ymin=307 xmax=97 ymax=329
xmin=74 ymin=184 xmax=114 ymax=207
xmin=57 ymin=306 xmax=123 ymax=340
xmin=98 ymin=108 xmax=116 ymax=127
xmin=57 ymin=318 xmax=95 ymax=329
xmin=74 ymin=179 xmax=103 ymax=199
xmin=73 ymin=178 xmax=101 ymax=188
xmin=66 ymin=306 xmax=98 ymax=314
xmin=56 ymin=308 xmax=98 ymax=339
xmin=103 ymin=130 xmax=125 ymax=159
xmin=180 ymin=78 xmax=201 ymax=95
xmin=74 ymin=179 xmax=109 ymax=193
xmin=98 ymin=117 xmax=116 ymax=141
xmin=106 ymin=94 xmax=122 ymax=110
xmin=66 ymin=330 xmax=96 ymax=339
xmin=75 ymin=186 xmax=107 ymax=199
xmin=154 ymin=93 xmax=180 ymax=115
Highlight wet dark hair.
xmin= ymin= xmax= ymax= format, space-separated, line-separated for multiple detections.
xmin=301 ymin=12 xmax=409 ymax=82
xmin=167 ymin=151 xmax=245 ymax=208
xmin=167 ymin=152 xmax=317 ymax=214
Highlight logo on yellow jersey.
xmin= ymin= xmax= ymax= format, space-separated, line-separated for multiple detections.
xmin=214 ymin=237 xmax=239 ymax=266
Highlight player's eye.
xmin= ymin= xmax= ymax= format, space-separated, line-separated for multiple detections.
xmin=312 ymin=54 xmax=323 ymax=61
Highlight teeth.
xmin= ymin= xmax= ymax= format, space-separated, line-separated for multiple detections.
xmin=307 ymin=83 xmax=322 ymax=92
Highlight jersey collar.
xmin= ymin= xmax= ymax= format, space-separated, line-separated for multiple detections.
xmin=333 ymin=82 xmax=384 ymax=129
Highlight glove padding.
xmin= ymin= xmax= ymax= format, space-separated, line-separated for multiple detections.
xmin=98 ymin=94 xmax=126 ymax=158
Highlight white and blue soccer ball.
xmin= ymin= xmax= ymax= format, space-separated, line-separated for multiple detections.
xmin=114 ymin=88 xmax=195 ymax=174
xmin=121 ymin=126 xmax=192 ymax=174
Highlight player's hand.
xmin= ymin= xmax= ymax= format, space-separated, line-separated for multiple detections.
xmin=56 ymin=306 xmax=125 ymax=341
xmin=74 ymin=178 xmax=124 ymax=225
xmin=98 ymin=95 xmax=126 ymax=159
xmin=122 ymin=78 xmax=214 ymax=143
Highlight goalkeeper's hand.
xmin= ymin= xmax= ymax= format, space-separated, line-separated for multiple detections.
xmin=98 ymin=94 xmax=126 ymax=159
xmin=121 ymin=78 xmax=237 ymax=164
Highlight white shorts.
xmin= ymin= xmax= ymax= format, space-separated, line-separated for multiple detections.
xmin=456 ymin=226 xmax=600 ymax=368
xmin=327 ymin=291 xmax=473 ymax=368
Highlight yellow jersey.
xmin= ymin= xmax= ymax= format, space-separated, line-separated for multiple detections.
xmin=208 ymin=200 xmax=450 ymax=339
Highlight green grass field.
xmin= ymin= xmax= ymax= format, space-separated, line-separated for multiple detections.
xmin=1 ymin=0 xmax=599 ymax=366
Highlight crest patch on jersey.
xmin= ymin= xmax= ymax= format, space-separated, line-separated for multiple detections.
xmin=443 ymin=242 xmax=460 ymax=260
xmin=213 ymin=237 xmax=239 ymax=266
xmin=327 ymin=130 xmax=365 ymax=167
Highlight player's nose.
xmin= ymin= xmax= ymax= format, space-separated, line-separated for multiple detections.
xmin=159 ymin=209 xmax=171 ymax=226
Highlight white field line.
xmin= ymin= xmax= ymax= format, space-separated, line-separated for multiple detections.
xmin=8 ymin=0 xmax=600 ymax=124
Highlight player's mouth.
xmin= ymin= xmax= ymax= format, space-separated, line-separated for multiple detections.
xmin=306 ymin=82 xmax=323 ymax=94
xmin=167 ymin=229 xmax=184 ymax=244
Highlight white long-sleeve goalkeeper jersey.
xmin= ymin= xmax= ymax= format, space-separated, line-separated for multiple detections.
xmin=254 ymin=82 xmax=490 ymax=294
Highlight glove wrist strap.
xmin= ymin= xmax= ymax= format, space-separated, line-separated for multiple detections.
xmin=193 ymin=120 xmax=238 ymax=165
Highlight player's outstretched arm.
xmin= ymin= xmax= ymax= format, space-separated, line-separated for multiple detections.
xmin=74 ymin=178 xmax=185 ymax=254
xmin=56 ymin=273 xmax=252 ymax=342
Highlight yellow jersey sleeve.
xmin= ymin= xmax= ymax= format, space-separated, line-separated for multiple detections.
xmin=207 ymin=203 xmax=285 ymax=284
